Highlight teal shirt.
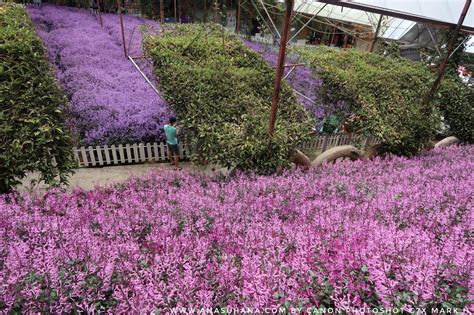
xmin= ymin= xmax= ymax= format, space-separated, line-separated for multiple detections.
xmin=164 ymin=124 xmax=178 ymax=145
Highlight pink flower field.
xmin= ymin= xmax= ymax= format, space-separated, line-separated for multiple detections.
xmin=1 ymin=146 xmax=473 ymax=313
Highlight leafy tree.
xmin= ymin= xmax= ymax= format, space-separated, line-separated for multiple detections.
xmin=0 ymin=4 xmax=75 ymax=193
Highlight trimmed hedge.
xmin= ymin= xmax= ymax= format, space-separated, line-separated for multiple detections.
xmin=0 ymin=4 xmax=75 ymax=193
xmin=144 ymin=24 xmax=314 ymax=173
xmin=437 ymin=78 xmax=474 ymax=143
xmin=295 ymin=46 xmax=473 ymax=155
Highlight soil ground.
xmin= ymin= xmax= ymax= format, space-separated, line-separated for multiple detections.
xmin=19 ymin=162 xmax=228 ymax=192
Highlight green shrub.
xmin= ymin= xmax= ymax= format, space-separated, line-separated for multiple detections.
xmin=437 ymin=78 xmax=474 ymax=143
xmin=144 ymin=24 xmax=313 ymax=173
xmin=0 ymin=4 xmax=75 ymax=193
xmin=295 ymin=46 xmax=442 ymax=156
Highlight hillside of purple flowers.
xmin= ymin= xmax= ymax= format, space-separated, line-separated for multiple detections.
xmin=245 ymin=41 xmax=348 ymax=129
xmin=1 ymin=145 xmax=472 ymax=313
xmin=27 ymin=5 xmax=171 ymax=145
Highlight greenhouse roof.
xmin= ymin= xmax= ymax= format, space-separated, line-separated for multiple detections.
xmin=293 ymin=0 xmax=474 ymax=35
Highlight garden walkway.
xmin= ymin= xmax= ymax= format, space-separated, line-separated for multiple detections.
xmin=19 ymin=162 xmax=227 ymax=192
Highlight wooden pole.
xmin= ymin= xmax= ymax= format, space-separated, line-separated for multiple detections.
xmin=204 ymin=0 xmax=207 ymax=22
xmin=235 ymin=0 xmax=240 ymax=33
xmin=117 ymin=0 xmax=127 ymax=57
xmin=369 ymin=14 xmax=383 ymax=52
xmin=160 ymin=0 xmax=165 ymax=24
xmin=97 ymin=0 xmax=103 ymax=27
xmin=268 ymin=0 xmax=293 ymax=135
xmin=423 ymin=0 xmax=471 ymax=106
xmin=174 ymin=0 xmax=177 ymax=22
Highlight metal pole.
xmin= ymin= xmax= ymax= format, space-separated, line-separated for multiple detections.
xmin=369 ymin=14 xmax=383 ymax=52
xmin=427 ymin=27 xmax=442 ymax=57
xmin=160 ymin=0 xmax=165 ymax=24
xmin=97 ymin=0 xmax=103 ymax=27
xmin=274 ymin=63 xmax=305 ymax=69
xmin=449 ymin=35 xmax=470 ymax=58
xmin=293 ymin=89 xmax=316 ymax=104
xmin=128 ymin=56 xmax=162 ymax=96
xmin=424 ymin=0 xmax=471 ymax=106
xmin=283 ymin=65 xmax=297 ymax=80
xmin=251 ymin=0 xmax=279 ymax=43
xmin=117 ymin=0 xmax=127 ymax=57
xmin=268 ymin=0 xmax=293 ymax=135
xmin=235 ymin=0 xmax=241 ymax=33
xmin=174 ymin=0 xmax=177 ymax=22
xmin=259 ymin=0 xmax=281 ymax=39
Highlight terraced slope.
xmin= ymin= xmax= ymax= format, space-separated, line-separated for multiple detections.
xmin=28 ymin=5 xmax=171 ymax=145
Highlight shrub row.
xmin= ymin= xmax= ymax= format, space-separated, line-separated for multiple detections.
xmin=144 ymin=24 xmax=314 ymax=173
xmin=0 ymin=4 xmax=75 ymax=193
xmin=295 ymin=46 xmax=473 ymax=155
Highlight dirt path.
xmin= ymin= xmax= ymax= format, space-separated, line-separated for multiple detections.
xmin=19 ymin=162 xmax=227 ymax=192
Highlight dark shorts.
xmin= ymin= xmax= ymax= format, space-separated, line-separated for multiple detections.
xmin=167 ymin=143 xmax=179 ymax=155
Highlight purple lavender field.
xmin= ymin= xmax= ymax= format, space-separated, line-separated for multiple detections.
xmin=1 ymin=145 xmax=472 ymax=312
xmin=246 ymin=41 xmax=348 ymax=129
xmin=27 ymin=5 xmax=171 ymax=146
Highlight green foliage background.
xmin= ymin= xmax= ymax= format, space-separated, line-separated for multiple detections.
xmin=0 ymin=4 xmax=75 ymax=193
xmin=144 ymin=24 xmax=314 ymax=173
xmin=436 ymin=78 xmax=474 ymax=143
xmin=295 ymin=46 xmax=473 ymax=155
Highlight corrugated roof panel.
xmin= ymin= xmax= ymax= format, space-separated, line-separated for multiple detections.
xmin=381 ymin=18 xmax=416 ymax=40
xmin=350 ymin=0 xmax=473 ymax=29
xmin=294 ymin=0 xmax=378 ymax=26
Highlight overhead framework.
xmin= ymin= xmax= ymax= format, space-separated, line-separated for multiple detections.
xmin=287 ymin=0 xmax=474 ymax=53
xmin=294 ymin=0 xmax=474 ymax=34
xmin=266 ymin=0 xmax=473 ymax=135
xmin=287 ymin=0 xmax=474 ymax=52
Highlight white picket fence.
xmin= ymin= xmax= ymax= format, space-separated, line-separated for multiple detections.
xmin=73 ymin=134 xmax=377 ymax=168
xmin=304 ymin=134 xmax=377 ymax=152
xmin=73 ymin=142 xmax=188 ymax=167
xmin=239 ymin=33 xmax=275 ymax=45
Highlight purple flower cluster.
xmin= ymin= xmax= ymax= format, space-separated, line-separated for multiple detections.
xmin=27 ymin=5 xmax=172 ymax=145
xmin=1 ymin=146 xmax=472 ymax=312
xmin=245 ymin=41 xmax=348 ymax=128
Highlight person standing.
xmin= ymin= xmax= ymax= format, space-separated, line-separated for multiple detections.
xmin=164 ymin=117 xmax=181 ymax=170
